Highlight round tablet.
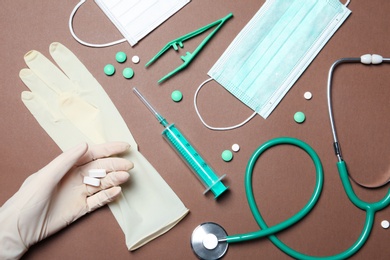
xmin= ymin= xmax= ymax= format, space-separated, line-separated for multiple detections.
xmin=132 ymin=55 xmax=140 ymax=64
xmin=381 ymin=220 xmax=389 ymax=229
xmin=221 ymin=150 xmax=233 ymax=162
xmin=304 ymin=91 xmax=312 ymax=100
xmin=123 ymin=68 xmax=134 ymax=79
xmin=294 ymin=111 xmax=306 ymax=124
xmin=116 ymin=51 xmax=127 ymax=63
xmin=232 ymin=144 xmax=240 ymax=152
xmin=104 ymin=64 xmax=115 ymax=76
xmin=171 ymin=90 xmax=183 ymax=102
xmin=202 ymin=233 xmax=219 ymax=250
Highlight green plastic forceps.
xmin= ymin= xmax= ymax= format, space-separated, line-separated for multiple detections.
xmin=145 ymin=13 xmax=233 ymax=83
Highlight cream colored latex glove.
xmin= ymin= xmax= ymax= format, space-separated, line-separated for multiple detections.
xmin=19 ymin=42 xmax=189 ymax=250
xmin=0 ymin=142 xmax=133 ymax=260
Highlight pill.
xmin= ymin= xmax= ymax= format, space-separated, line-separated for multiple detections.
xmin=304 ymin=91 xmax=312 ymax=100
xmin=123 ymin=67 xmax=134 ymax=79
xmin=88 ymin=169 xmax=107 ymax=178
xmin=232 ymin=144 xmax=240 ymax=152
xmin=294 ymin=111 xmax=306 ymax=124
xmin=116 ymin=51 xmax=127 ymax=63
xmin=381 ymin=220 xmax=389 ymax=229
xmin=132 ymin=55 xmax=140 ymax=64
xmin=171 ymin=90 xmax=183 ymax=102
xmin=222 ymin=150 xmax=233 ymax=162
xmin=104 ymin=64 xmax=115 ymax=76
xmin=83 ymin=176 xmax=100 ymax=187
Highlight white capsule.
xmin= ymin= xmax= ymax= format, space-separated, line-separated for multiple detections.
xmin=88 ymin=169 xmax=107 ymax=178
xmin=360 ymin=54 xmax=372 ymax=64
xmin=83 ymin=176 xmax=101 ymax=187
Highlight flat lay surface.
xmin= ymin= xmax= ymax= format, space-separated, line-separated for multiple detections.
xmin=1 ymin=0 xmax=389 ymax=259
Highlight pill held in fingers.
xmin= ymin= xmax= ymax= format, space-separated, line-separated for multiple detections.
xmin=83 ymin=176 xmax=101 ymax=187
xmin=88 ymin=169 xmax=107 ymax=178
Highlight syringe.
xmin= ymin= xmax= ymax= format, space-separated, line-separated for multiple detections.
xmin=133 ymin=88 xmax=229 ymax=199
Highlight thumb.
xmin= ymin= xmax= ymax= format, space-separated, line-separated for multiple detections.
xmin=86 ymin=186 xmax=122 ymax=212
xmin=41 ymin=143 xmax=88 ymax=185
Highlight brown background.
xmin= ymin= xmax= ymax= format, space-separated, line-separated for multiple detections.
xmin=1 ymin=0 xmax=389 ymax=259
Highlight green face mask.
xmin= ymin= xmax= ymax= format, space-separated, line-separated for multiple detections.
xmin=195 ymin=0 xmax=351 ymax=130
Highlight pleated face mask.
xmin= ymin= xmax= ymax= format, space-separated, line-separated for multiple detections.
xmin=195 ymin=0 xmax=351 ymax=130
xmin=69 ymin=0 xmax=191 ymax=47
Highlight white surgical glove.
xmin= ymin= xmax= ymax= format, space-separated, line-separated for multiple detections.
xmin=0 ymin=142 xmax=133 ymax=259
xmin=19 ymin=42 xmax=189 ymax=250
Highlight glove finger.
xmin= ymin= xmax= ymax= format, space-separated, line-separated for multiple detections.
xmin=87 ymin=186 xmax=122 ymax=212
xmin=77 ymin=142 xmax=131 ymax=165
xmin=21 ymin=90 xmax=58 ymax=123
xmin=49 ymin=42 xmax=98 ymax=92
xmin=85 ymin=171 xmax=130 ymax=196
xmin=24 ymin=49 xmax=74 ymax=93
xmin=40 ymin=143 xmax=88 ymax=185
xmin=19 ymin=68 xmax=58 ymax=102
xmin=82 ymin=157 xmax=134 ymax=173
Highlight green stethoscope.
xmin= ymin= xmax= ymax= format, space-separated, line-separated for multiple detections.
xmin=190 ymin=55 xmax=390 ymax=260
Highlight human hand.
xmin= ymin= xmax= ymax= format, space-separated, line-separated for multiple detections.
xmin=0 ymin=142 xmax=133 ymax=259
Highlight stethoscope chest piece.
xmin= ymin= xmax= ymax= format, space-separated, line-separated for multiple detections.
xmin=191 ymin=222 xmax=229 ymax=260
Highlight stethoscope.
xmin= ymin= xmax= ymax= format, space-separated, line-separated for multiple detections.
xmin=190 ymin=54 xmax=390 ymax=260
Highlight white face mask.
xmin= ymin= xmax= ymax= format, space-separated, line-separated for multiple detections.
xmin=194 ymin=0 xmax=351 ymax=131
xmin=69 ymin=0 xmax=190 ymax=47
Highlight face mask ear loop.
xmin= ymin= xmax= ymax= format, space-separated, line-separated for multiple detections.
xmin=69 ymin=0 xmax=127 ymax=48
xmin=194 ymin=78 xmax=257 ymax=131
xmin=344 ymin=0 xmax=351 ymax=6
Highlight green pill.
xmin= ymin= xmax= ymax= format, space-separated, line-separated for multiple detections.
xmin=104 ymin=64 xmax=115 ymax=76
xmin=123 ymin=68 xmax=134 ymax=79
xmin=171 ymin=90 xmax=183 ymax=102
xmin=294 ymin=111 xmax=306 ymax=124
xmin=221 ymin=150 xmax=233 ymax=162
xmin=116 ymin=51 xmax=127 ymax=63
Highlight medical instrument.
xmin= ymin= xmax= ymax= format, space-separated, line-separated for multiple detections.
xmin=145 ymin=13 xmax=233 ymax=83
xmin=190 ymin=55 xmax=390 ymax=259
xmin=133 ymin=88 xmax=229 ymax=199
xmin=194 ymin=0 xmax=351 ymax=131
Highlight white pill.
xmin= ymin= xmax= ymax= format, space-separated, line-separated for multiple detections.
xmin=304 ymin=91 xmax=312 ymax=100
xmin=88 ymin=169 xmax=107 ymax=178
xmin=381 ymin=220 xmax=389 ymax=229
xmin=132 ymin=55 xmax=140 ymax=64
xmin=83 ymin=176 xmax=100 ymax=187
xmin=203 ymin=233 xmax=218 ymax=250
xmin=232 ymin=144 xmax=240 ymax=152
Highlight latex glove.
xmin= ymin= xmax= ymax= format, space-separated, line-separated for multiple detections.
xmin=19 ymin=42 xmax=189 ymax=250
xmin=0 ymin=142 xmax=133 ymax=260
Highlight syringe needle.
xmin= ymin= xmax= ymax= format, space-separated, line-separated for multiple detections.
xmin=133 ymin=88 xmax=168 ymax=126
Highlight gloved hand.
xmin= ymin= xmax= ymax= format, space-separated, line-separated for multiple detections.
xmin=0 ymin=142 xmax=133 ymax=259
xmin=19 ymin=42 xmax=189 ymax=250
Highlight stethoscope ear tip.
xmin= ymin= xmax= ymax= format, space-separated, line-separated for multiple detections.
xmin=191 ymin=222 xmax=229 ymax=260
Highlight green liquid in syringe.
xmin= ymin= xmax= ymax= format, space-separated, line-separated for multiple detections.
xmin=133 ymin=87 xmax=228 ymax=199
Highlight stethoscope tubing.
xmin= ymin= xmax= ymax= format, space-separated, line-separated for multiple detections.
xmin=222 ymin=56 xmax=390 ymax=259
xmin=224 ymin=137 xmax=324 ymax=244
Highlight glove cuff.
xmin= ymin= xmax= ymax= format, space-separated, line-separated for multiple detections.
xmin=0 ymin=206 xmax=28 ymax=259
